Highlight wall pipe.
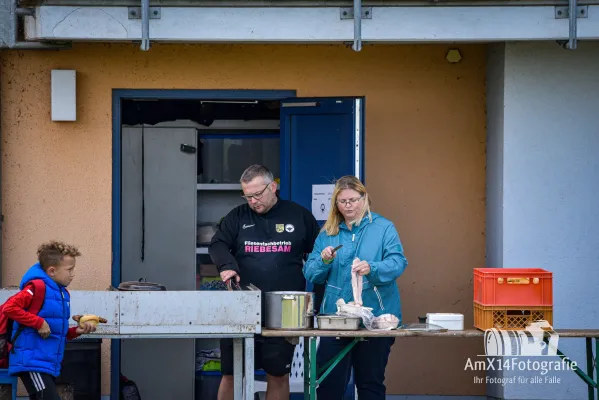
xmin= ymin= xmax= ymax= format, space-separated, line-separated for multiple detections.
xmin=140 ymin=0 xmax=150 ymax=51
xmin=352 ymin=0 xmax=362 ymax=51
xmin=567 ymin=0 xmax=577 ymax=49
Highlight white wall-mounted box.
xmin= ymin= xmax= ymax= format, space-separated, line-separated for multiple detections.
xmin=426 ymin=313 xmax=464 ymax=330
xmin=51 ymin=69 xmax=76 ymax=121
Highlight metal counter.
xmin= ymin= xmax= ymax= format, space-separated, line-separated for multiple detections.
xmin=0 ymin=289 xmax=262 ymax=400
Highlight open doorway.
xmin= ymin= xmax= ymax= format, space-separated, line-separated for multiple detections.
xmin=112 ymin=89 xmax=364 ymax=400
xmin=113 ymin=90 xmax=295 ymax=400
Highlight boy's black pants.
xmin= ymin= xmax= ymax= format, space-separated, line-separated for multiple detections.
xmin=18 ymin=372 xmax=61 ymax=400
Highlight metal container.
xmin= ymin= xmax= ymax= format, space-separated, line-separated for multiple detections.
xmin=265 ymin=291 xmax=314 ymax=330
xmin=317 ymin=314 xmax=361 ymax=331
xmin=117 ymin=278 xmax=167 ymax=291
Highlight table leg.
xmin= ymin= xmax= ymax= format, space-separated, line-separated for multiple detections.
xmin=233 ymin=338 xmax=243 ymax=400
xmin=547 ymin=336 xmax=596 ymax=391
xmin=317 ymin=338 xmax=358 ymax=384
xmin=245 ymin=337 xmax=254 ymax=400
xmin=304 ymin=338 xmax=310 ymax=400
xmin=590 ymin=338 xmax=599 ymax=399
xmin=310 ymin=337 xmax=317 ymax=400
xmin=587 ymin=338 xmax=594 ymax=400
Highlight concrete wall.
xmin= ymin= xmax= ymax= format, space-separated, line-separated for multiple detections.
xmin=0 ymin=43 xmax=487 ymax=396
xmin=485 ymin=40 xmax=599 ymax=399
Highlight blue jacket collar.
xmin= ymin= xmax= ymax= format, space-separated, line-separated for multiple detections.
xmin=19 ymin=263 xmax=62 ymax=291
xmin=340 ymin=211 xmax=378 ymax=232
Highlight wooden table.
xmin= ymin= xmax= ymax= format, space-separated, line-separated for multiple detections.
xmin=262 ymin=328 xmax=599 ymax=400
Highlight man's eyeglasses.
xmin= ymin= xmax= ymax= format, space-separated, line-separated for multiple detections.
xmin=337 ymin=196 xmax=363 ymax=206
xmin=241 ymin=183 xmax=272 ymax=201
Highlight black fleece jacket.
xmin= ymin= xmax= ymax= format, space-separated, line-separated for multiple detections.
xmin=208 ymin=199 xmax=321 ymax=294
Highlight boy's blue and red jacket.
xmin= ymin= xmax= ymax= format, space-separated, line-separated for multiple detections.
xmin=4 ymin=263 xmax=79 ymax=377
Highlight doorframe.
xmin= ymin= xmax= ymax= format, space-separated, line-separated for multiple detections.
xmin=111 ymin=89 xmax=296 ymax=399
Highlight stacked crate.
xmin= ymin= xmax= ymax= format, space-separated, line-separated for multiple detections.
xmin=473 ymin=268 xmax=553 ymax=330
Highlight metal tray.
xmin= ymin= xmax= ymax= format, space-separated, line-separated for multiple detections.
xmin=317 ymin=314 xmax=361 ymax=331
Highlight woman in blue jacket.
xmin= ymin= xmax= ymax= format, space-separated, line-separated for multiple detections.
xmin=303 ymin=175 xmax=408 ymax=400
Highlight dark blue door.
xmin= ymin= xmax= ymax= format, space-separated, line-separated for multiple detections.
xmin=279 ymin=97 xmax=364 ymax=400
xmin=279 ymin=97 xmax=365 ymax=218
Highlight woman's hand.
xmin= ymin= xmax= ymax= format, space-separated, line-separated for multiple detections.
xmin=352 ymin=260 xmax=371 ymax=276
xmin=321 ymin=246 xmax=336 ymax=263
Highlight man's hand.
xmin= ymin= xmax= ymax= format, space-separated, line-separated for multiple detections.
xmin=76 ymin=322 xmax=97 ymax=335
xmin=220 ymin=270 xmax=240 ymax=283
xmin=38 ymin=320 xmax=51 ymax=339
xmin=352 ymin=260 xmax=371 ymax=276
xmin=321 ymin=246 xmax=336 ymax=262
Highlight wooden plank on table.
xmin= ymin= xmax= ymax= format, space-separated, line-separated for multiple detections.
xmin=261 ymin=328 xmax=599 ymax=338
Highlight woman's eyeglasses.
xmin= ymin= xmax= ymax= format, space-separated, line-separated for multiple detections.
xmin=337 ymin=196 xmax=363 ymax=206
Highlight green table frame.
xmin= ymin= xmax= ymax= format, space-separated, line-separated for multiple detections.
xmin=262 ymin=329 xmax=599 ymax=400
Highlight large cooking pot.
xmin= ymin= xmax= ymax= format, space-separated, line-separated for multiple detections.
xmin=117 ymin=278 xmax=167 ymax=291
xmin=265 ymin=291 xmax=314 ymax=330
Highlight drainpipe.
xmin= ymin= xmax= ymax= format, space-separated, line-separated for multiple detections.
xmin=140 ymin=0 xmax=150 ymax=51
xmin=352 ymin=0 xmax=362 ymax=51
xmin=566 ymin=0 xmax=577 ymax=49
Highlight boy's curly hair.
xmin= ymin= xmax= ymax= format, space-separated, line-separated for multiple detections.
xmin=37 ymin=240 xmax=82 ymax=270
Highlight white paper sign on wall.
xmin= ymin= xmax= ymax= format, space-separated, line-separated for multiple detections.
xmin=312 ymin=184 xmax=335 ymax=220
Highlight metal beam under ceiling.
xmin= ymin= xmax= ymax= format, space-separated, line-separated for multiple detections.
xmin=15 ymin=0 xmax=599 ymax=7
xmin=0 ymin=0 xmax=70 ymax=49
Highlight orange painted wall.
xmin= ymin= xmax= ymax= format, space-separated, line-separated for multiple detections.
xmin=0 ymin=43 xmax=487 ymax=396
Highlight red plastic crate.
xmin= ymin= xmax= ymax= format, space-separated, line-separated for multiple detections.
xmin=473 ymin=268 xmax=553 ymax=306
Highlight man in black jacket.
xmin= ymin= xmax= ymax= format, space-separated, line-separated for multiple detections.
xmin=209 ymin=164 xmax=320 ymax=400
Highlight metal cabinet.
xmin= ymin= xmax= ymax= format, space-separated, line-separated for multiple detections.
xmin=121 ymin=126 xmax=197 ymax=400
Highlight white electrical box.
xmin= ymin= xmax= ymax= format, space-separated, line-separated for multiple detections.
xmin=426 ymin=313 xmax=464 ymax=330
xmin=51 ymin=69 xmax=76 ymax=121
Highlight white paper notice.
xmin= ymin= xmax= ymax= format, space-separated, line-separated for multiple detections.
xmin=312 ymin=184 xmax=335 ymax=220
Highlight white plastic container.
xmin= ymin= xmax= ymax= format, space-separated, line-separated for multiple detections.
xmin=426 ymin=313 xmax=464 ymax=330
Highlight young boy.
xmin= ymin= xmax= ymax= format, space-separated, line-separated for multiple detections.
xmin=3 ymin=240 xmax=96 ymax=400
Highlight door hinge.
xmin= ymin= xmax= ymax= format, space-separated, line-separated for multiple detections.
xmin=128 ymin=6 xmax=161 ymax=19
xmin=180 ymin=144 xmax=196 ymax=154
xmin=340 ymin=7 xmax=372 ymax=20
xmin=554 ymin=6 xmax=588 ymax=19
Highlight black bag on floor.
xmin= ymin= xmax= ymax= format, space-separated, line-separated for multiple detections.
xmin=120 ymin=373 xmax=142 ymax=400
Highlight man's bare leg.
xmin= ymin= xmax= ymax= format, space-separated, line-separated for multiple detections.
xmin=217 ymin=375 xmax=234 ymax=400
xmin=265 ymin=374 xmax=289 ymax=400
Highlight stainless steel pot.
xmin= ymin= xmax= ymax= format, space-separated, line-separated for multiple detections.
xmin=265 ymin=291 xmax=314 ymax=330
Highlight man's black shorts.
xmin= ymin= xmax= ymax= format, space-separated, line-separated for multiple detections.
xmin=220 ymin=336 xmax=296 ymax=377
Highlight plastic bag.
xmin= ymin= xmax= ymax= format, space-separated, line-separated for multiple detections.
xmin=335 ymin=257 xmax=399 ymax=331
xmin=336 ymin=299 xmax=377 ymax=330
xmin=336 ymin=301 xmax=399 ymax=331
xmin=371 ymin=314 xmax=400 ymax=330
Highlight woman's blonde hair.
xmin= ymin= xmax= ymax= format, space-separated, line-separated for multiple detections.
xmin=322 ymin=176 xmax=372 ymax=236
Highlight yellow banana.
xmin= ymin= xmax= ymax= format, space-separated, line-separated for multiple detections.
xmin=72 ymin=314 xmax=108 ymax=327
